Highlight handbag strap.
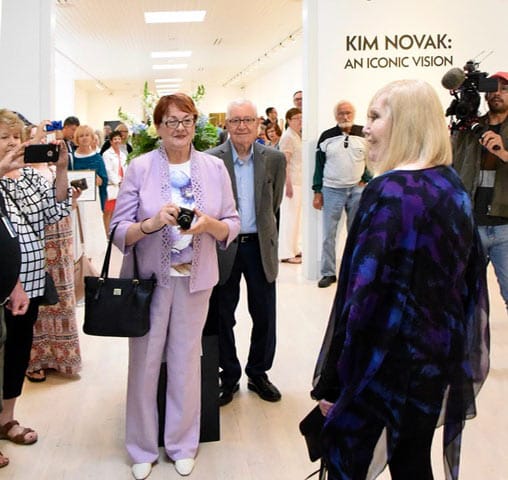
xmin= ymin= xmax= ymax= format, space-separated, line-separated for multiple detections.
xmin=100 ymin=224 xmax=141 ymax=280
xmin=304 ymin=460 xmax=327 ymax=480
xmin=76 ymin=204 xmax=85 ymax=246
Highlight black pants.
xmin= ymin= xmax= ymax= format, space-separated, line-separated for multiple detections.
xmin=387 ymin=399 xmax=439 ymax=480
xmin=325 ymin=386 xmax=442 ymax=480
xmin=207 ymin=239 xmax=276 ymax=387
xmin=3 ymin=299 xmax=39 ymax=399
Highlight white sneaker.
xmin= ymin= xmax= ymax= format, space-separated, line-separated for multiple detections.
xmin=174 ymin=458 xmax=195 ymax=476
xmin=131 ymin=462 xmax=152 ymax=480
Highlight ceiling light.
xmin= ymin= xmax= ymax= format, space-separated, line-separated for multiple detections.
xmin=151 ymin=51 xmax=192 ymax=59
xmin=156 ymin=86 xmax=181 ymax=91
xmin=144 ymin=10 xmax=206 ymax=24
xmin=152 ymin=64 xmax=188 ymax=70
xmin=155 ymin=78 xmax=182 ymax=83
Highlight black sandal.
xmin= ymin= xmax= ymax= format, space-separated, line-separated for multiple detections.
xmin=25 ymin=369 xmax=46 ymax=383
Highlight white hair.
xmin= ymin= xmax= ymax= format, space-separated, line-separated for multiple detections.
xmin=334 ymin=100 xmax=355 ymax=118
xmin=226 ymin=99 xmax=258 ymax=119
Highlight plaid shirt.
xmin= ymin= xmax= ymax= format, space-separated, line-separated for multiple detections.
xmin=0 ymin=168 xmax=71 ymax=298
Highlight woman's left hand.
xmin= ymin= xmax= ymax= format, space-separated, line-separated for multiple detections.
xmin=184 ymin=209 xmax=229 ymax=241
xmin=71 ymin=186 xmax=82 ymax=209
xmin=6 ymin=281 xmax=29 ymax=316
xmin=183 ymin=209 xmax=211 ymax=235
xmin=318 ymin=399 xmax=334 ymax=416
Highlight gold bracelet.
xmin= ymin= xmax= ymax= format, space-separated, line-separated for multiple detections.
xmin=139 ymin=218 xmax=164 ymax=235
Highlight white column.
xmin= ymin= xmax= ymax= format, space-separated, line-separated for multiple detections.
xmin=0 ymin=0 xmax=55 ymax=122
xmin=301 ymin=0 xmax=320 ymax=281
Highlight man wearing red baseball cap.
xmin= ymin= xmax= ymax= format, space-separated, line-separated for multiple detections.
xmin=453 ymin=71 xmax=508 ymax=311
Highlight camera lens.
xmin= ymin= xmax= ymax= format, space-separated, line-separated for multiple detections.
xmin=176 ymin=207 xmax=194 ymax=230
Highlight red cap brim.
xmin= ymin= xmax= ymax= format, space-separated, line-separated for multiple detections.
xmin=489 ymin=72 xmax=508 ymax=82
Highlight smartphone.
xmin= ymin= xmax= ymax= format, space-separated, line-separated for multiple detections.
xmin=45 ymin=120 xmax=62 ymax=132
xmin=23 ymin=144 xmax=60 ymax=163
xmin=70 ymin=178 xmax=88 ymax=191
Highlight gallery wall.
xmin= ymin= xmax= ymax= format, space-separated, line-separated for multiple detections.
xmin=301 ymin=0 xmax=507 ymax=279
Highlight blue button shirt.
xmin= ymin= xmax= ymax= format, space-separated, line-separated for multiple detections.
xmin=231 ymin=143 xmax=257 ymax=234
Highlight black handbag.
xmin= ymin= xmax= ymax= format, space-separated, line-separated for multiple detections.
xmin=300 ymin=405 xmax=328 ymax=479
xmin=299 ymin=405 xmax=326 ymax=462
xmin=83 ymin=225 xmax=156 ymax=337
xmin=40 ymin=271 xmax=59 ymax=306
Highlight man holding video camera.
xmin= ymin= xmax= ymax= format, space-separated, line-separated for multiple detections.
xmin=453 ymin=71 xmax=508 ymax=310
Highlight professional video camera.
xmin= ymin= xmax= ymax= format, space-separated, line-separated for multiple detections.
xmin=441 ymin=59 xmax=498 ymax=132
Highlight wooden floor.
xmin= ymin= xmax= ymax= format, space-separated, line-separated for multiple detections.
xmin=4 ymin=239 xmax=508 ymax=479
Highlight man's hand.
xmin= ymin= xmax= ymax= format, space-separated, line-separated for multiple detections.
xmin=285 ymin=181 xmax=293 ymax=199
xmin=313 ymin=192 xmax=323 ymax=210
xmin=6 ymin=280 xmax=29 ymax=316
xmin=480 ymin=130 xmax=508 ymax=161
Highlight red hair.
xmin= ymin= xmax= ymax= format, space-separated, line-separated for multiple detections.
xmin=153 ymin=93 xmax=198 ymax=126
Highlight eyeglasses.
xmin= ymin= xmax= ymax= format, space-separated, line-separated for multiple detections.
xmin=228 ymin=117 xmax=257 ymax=126
xmin=163 ymin=117 xmax=195 ymax=129
xmin=117 ymin=130 xmax=128 ymax=133
xmin=344 ymin=135 xmax=349 ymax=148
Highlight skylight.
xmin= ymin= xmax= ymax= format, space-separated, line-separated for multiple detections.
xmin=144 ymin=11 xmax=206 ymax=23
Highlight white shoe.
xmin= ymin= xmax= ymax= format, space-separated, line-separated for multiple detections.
xmin=132 ymin=462 xmax=152 ymax=480
xmin=174 ymin=458 xmax=195 ymax=476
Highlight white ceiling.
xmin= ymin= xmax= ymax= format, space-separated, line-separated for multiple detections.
xmin=55 ymin=0 xmax=303 ymax=95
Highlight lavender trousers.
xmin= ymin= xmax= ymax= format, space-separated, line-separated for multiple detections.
xmin=125 ymin=277 xmax=212 ymax=463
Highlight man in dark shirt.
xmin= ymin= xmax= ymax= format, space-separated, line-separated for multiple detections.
xmin=453 ymin=71 xmax=508 ymax=310
xmin=62 ymin=116 xmax=80 ymax=168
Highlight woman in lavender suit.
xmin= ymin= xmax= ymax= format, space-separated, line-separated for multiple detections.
xmin=111 ymin=93 xmax=240 ymax=479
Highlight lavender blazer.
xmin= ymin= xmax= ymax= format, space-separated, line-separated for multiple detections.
xmin=111 ymin=147 xmax=240 ymax=293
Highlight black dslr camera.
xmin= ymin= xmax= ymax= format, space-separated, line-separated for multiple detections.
xmin=176 ymin=207 xmax=194 ymax=230
xmin=442 ymin=60 xmax=498 ymax=132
